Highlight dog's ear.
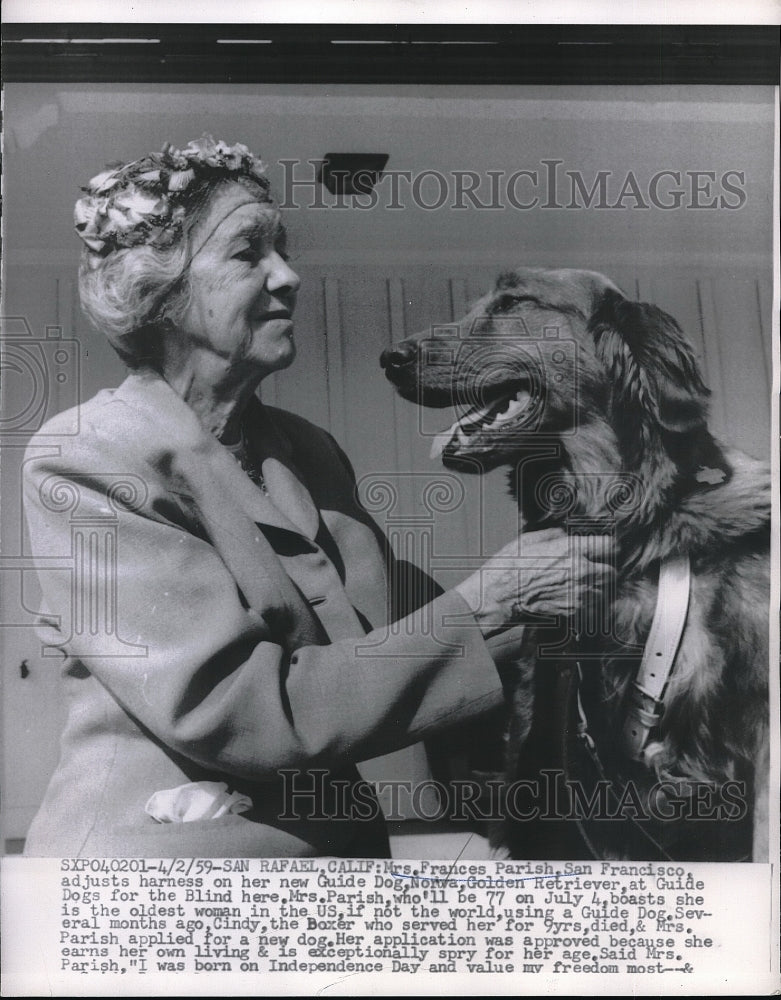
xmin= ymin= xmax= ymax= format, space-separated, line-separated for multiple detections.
xmin=590 ymin=288 xmax=710 ymax=434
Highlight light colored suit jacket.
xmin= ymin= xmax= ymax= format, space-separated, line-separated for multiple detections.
xmin=22 ymin=370 xmax=513 ymax=857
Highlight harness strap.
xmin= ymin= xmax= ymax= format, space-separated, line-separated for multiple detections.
xmin=572 ymin=663 xmax=675 ymax=861
xmin=621 ymin=555 xmax=692 ymax=762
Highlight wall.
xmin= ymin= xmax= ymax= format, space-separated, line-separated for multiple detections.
xmin=0 ymin=83 xmax=774 ymax=847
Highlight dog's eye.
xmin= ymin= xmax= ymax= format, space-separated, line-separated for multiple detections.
xmin=490 ymin=294 xmax=538 ymax=313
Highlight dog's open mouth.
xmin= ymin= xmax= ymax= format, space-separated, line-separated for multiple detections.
xmin=430 ymin=384 xmax=533 ymax=459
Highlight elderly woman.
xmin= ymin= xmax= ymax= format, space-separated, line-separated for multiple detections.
xmin=22 ymin=137 xmax=610 ymax=857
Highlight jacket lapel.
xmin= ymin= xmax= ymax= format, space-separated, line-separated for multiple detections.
xmin=109 ymin=372 xmax=327 ymax=648
xmin=114 ymin=371 xmax=320 ymax=539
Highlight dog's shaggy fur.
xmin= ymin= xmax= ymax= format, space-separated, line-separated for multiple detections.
xmin=382 ymin=268 xmax=770 ymax=861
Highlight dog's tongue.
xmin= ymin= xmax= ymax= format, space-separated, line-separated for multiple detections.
xmin=429 ymin=401 xmax=496 ymax=459
xmin=430 ymin=406 xmax=485 ymax=459
xmin=429 ymin=389 xmax=532 ymax=460
xmin=430 ymin=420 xmax=461 ymax=460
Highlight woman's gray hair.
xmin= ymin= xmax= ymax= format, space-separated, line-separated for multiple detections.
xmin=79 ymin=240 xmax=192 ymax=368
xmin=78 ymin=175 xmax=266 ymax=368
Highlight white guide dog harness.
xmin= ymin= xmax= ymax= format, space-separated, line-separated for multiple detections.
xmin=620 ymin=555 xmax=692 ymax=760
xmin=568 ymin=555 xmax=693 ymax=860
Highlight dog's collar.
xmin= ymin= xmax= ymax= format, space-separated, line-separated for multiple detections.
xmin=621 ymin=555 xmax=692 ymax=762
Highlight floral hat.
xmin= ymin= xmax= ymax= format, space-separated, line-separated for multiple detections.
xmin=74 ymin=135 xmax=272 ymax=261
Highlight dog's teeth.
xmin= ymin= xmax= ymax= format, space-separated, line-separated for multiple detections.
xmin=503 ymin=397 xmax=528 ymax=419
xmin=486 ymin=396 xmax=529 ymax=427
xmin=430 ymin=391 xmax=531 ymax=457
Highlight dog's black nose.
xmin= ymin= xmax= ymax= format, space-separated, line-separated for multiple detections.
xmin=380 ymin=342 xmax=417 ymax=371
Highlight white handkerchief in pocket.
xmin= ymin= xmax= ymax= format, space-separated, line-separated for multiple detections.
xmin=145 ymin=781 xmax=252 ymax=823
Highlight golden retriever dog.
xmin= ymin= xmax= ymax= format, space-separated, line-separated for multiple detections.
xmin=381 ymin=268 xmax=770 ymax=861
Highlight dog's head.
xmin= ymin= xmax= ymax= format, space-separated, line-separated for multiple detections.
xmin=380 ymin=267 xmax=712 ymax=474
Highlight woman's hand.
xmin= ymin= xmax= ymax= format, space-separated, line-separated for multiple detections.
xmin=454 ymin=528 xmax=614 ymax=637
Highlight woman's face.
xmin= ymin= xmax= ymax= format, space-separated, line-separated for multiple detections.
xmin=175 ymin=183 xmax=300 ymax=378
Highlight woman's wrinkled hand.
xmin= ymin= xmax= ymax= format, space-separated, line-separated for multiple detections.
xmin=454 ymin=528 xmax=614 ymax=637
